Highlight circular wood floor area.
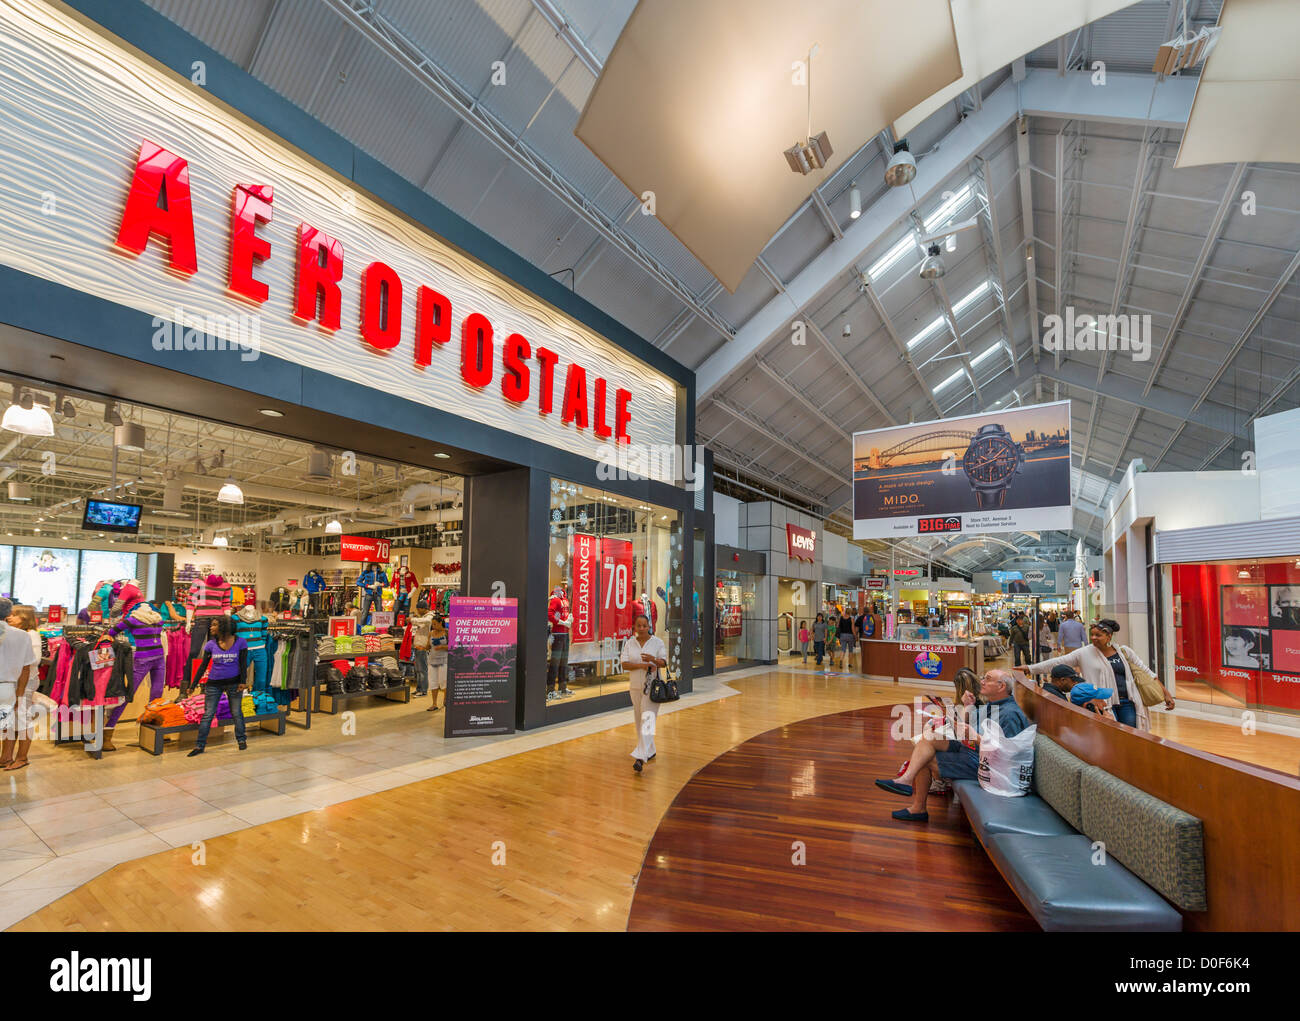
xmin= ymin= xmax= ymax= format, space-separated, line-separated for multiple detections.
xmin=627 ymin=705 xmax=1037 ymax=931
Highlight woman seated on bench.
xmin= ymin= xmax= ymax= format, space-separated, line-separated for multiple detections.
xmin=875 ymin=669 xmax=1029 ymax=823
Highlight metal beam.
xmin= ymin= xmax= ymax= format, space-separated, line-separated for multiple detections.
xmin=1015 ymin=120 xmax=1043 ymax=363
xmin=859 ymin=281 xmax=943 ymax=417
xmin=321 ymin=0 xmax=735 ymax=345
xmin=754 ymin=362 xmax=851 ymax=439
xmin=930 ymin=279 xmax=984 ymax=408
xmin=710 ymin=397 xmax=846 ymax=492
xmin=974 ymin=156 xmax=1020 ymax=378
xmin=809 ymin=191 xmax=845 ymax=242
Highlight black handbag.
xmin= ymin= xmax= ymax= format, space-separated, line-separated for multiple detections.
xmin=648 ymin=666 xmax=679 ymax=704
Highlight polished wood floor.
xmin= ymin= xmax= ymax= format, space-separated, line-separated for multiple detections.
xmin=627 ymin=705 xmax=1036 ymax=931
xmin=12 ymin=667 xmax=1300 ymax=931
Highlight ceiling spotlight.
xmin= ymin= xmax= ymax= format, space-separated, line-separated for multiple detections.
xmin=434 ymin=452 xmax=450 ymax=460
xmin=213 ymin=535 xmax=229 ymax=548
xmin=919 ymin=244 xmax=946 ymax=279
xmin=56 ymin=394 xmax=75 ymax=419
xmin=258 ymin=408 xmax=284 ymax=418
xmin=216 ymin=478 xmax=244 ymax=504
xmin=114 ymin=422 xmax=146 ymax=452
xmin=2 ymin=386 xmax=54 ymax=437
xmin=784 ymin=131 xmax=833 ymax=175
xmin=849 ymin=181 xmax=862 ymax=219
xmin=324 ymin=518 xmax=343 ymax=534
xmin=945 ymin=234 xmax=956 ymax=253
xmin=885 ymin=139 xmax=917 ymax=188
xmin=7 ymin=482 xmax=32 ymax=501
xmin=103 ymin=401 xmax=123 ymax=427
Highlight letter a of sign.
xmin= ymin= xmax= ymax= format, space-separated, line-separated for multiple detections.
xmin=115 ymin=140 xmax=198 ymax=275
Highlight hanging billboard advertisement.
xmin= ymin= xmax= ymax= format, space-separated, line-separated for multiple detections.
xmin=852 ymin=401 xmax=1072 ymax=540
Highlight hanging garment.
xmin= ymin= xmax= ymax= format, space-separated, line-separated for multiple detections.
xmin=165 ymin=628 xmax=189 ymax=688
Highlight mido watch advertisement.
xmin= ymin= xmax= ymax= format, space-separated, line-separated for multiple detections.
xmin=851 ymin=401 xmax=1072 ymax=539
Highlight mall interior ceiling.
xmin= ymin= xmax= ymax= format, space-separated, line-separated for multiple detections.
xmin=63 ymin=1 xmax=1300 ymax=575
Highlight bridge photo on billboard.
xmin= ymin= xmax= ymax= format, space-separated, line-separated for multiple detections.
xmin=852 ymin=400 xmax=1072 ymax=540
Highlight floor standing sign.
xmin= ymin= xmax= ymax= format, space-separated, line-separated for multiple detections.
xmin=445 ymin=596 xmax=518 ymax=737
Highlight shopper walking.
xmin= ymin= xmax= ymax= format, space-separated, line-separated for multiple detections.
xmin=0 ymin=599 xmax=39 ymax=771
xmin=812 ymin=613 xmax=827 ymax=666
xmin=622 ymin=613 xmax=668 ymax=773
xmin=1058 ymin=610 xmax=1086 ymax=654
xmin=1037 ymin=616 xmax=1054 ymax=661
xmin=838 ymin=609 xmax=857 ymax=671
xmin=798 ymin=621 xmax=810 ymax=663
xmin=1019 ymin=619 xmax=1175 ymax=730
xmin=187 ymin=615 xmax=249 ymax=756
xmin=1009 ymin=613 xmax=1031 ymax=667
xmin=408 ymin=599 xmax=433 ymax=698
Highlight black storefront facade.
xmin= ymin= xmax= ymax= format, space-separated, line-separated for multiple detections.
xmin=0 ymin=0 xmax=707 ymax=729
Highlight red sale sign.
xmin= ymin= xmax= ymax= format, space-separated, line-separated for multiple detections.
xmin=570 ymin=533 xmax=599 ymax=643
xmin=340 ymin=535 xmax=391 ymax=563
xmin=47 ymin=605 xmax=64 ymax=623
xmin=328 ymin=616 xmax=356 ymax=637
xmin=600 ymin=537 xmax=634 ymax=641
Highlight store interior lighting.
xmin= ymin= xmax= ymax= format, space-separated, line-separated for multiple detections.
xmin=103 ymin=402 xmax=123 ymax=427
xmin=884 ymin=139 xmax=917 ymax=187
xmin=918 ymin=244 xmax=946 ymax=279
xmin=2 ymin=386 xmax=55 ymax=437
xmin=216 ymin=477 xmax=244 ymax=504
xmin=114 ymin=421 xmax=146 ymax=452
xmin=325 ymin=518 xmax=343 ymax=534
xmin=7 ymin=482 xmax=32 ymax=501
xmin=849 ymin=181 xmax=862 ymax=219
xmin=213 ymin=535 xmax=229 ymax=547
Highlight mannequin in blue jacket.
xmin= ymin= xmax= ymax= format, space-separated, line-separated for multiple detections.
xmin=355 ymin=562 xmax=388 ymax=625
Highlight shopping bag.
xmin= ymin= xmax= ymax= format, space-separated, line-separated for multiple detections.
xmin=977 ymin=719 xmax=1037 ymax=798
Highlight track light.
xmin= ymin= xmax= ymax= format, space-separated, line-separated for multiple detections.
xmin=885 ymin=139 xmax=917 ymax=188
xmin=103 ymin=402 xmax=123 ymax=427
xmin=7 ymin=482 xmax=32 ymax=501
xmin=114 ymin=422 xmax=146 ymax=452
xmin=55 ymin=393 xmax=75 ymax=419
xmin=216 ymin=478 xmax=244 ymax=504
xmin=849 ymin=181 xmax=861 ymax=219
xmin=919 ymin=244 xmax=946 ymax=279
xmin=2 ymin=386 xmax=54 ymax=436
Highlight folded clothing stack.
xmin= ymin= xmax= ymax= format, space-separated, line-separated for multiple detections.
xmin=334 ymin=635 xmax=353 ymax=655
xmin=366 ymin=663 xmax=389 ymax=689
xmin=350 ymin=635 xmax=368 ymax=655
xmin=344 ymin=666 xmax=366 ymax=692
xmin=378 ymin=633 xmax=396 ymax=653
xmin=179 ymin=692 xmax=206 ymax=724
xmin=139 ymin=697 xmax=188 ymax=727
xmin=378 ymin=656 xmax=399 ymax=673
xmin=317 ymin=636 xmax=339 ymax=657
xmin=363 ymin=633 xmax=382 ymax=654
xmin=322 ymin=667 xmax=346 ymax=694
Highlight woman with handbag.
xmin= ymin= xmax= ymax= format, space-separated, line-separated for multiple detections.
xmin=1018 ymin=618 xmax=1174 ymax=730
xmin=621 ymin=613 xmax=668 ymax=774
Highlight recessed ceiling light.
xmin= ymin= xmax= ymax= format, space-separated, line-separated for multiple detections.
xmin=434 ymin=452 xmax=450 ymax=459
xmin=259 ymin=408 xmax=284 ymax=417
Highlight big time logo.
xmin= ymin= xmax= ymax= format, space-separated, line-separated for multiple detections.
xmin=113 ymin=140 xmax=634 ymax=442
xmin=917 ymin=516 xmax=962 ymax=534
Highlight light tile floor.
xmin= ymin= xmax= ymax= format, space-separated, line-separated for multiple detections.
xmin=0 ymin=670 xmax=753 ymax=930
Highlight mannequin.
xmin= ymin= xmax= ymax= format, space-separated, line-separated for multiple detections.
xmin=106 ymin=595 xmax=166 ymax=750
xmin=355 ymin=561 xmax=388 ymax=624
xmin=546 ymin=584 xmax=573 ymax=700
xmin=302 ymin=569 xmax=326 ymax=612
xmin=184 ymin=573 xmax=232 ymax=692
xmin=391 ymin=562 xmax=419 ymax=615
xmin=235 ymin=604 xmax=271 ymax=693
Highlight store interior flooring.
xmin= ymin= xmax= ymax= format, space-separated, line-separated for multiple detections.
xmin=6 ymin=664 xmax=1299 ymax=932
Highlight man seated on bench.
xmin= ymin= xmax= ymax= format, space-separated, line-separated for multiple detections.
xmin=875 ymin=669 xmax=1029 ymax=823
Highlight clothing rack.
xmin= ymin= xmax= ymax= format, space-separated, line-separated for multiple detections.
xmin=48 ymin=626 xmax=121 ymax=759
xmin=268 ymin=621 xmax=316 ymax=730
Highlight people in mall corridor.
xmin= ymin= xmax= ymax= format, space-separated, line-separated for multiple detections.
xmin=812 ymin=613 xmax=827 ymax=666
xmin=1037 ymin=616 xmax=1054 ymax=661
xmin=427 ymin=614 xmax=448 ymax=711
xmin=187 ymin=615 xmax=249 ymax=756
xmin=875 ymin=669 xmax=1028 ymax=821
xmin=838 ymin=610 xmax=856 ymax=671
xmin=408 ymin=600 xmax=433 ymax=699
xmin=798 ymin=621 xmax=810 ymax=663
xmin=355 ymin=562 xmax=388 ymax=625
xmin=0 ymin=599 xmax=40 ymax=771
xmin=1019 ymin=619 xmax=1174 ymax=730
xmin=1057 ymin=610 xmax=1087 ymax=654
xmin=1009 ymin=613 xmax=1031 ymax=667
xmin=622 ymin=613 xmax=668 ymax=773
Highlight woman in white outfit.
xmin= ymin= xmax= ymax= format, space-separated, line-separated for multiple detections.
xmin=1018 ymin=618 xmax=1174 ymax=731
xmin=622 ymin=613 xmax=667 ymax=774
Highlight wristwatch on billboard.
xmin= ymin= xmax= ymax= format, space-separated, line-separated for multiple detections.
xmin=962 ymin=423 xmax=1025 ymax=509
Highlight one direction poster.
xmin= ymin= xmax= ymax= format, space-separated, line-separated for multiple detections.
xmin=445 ymin=596 xmax=518 ymax=738
xmin=852 ymin=400 xmax=1072 ymax=539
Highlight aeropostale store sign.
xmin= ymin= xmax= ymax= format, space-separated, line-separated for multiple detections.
xmin=0 ymin=0 xmax=677 ymax=476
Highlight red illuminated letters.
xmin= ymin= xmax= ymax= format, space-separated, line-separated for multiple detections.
xmin=614 ymin=388 xmax=632 ymax=444
xmin=294 ymin=224 xmax=344 ymax=331
xmin=593 ymin=377 xmax=612 ymax=438
xmin=414 ymin=286 xmax=451 ymax=367
xmin=359 ymin=261 xmax=402 ymax=350
xmin=535 ymin=348 xmax=559 ymax=414
xmin=461 ymin=312 xmax=493 ymax=388
xmin=114 ymin=140 xmax=197 ymax=275
xmin=501 ymin=333 xmax=531 ymax=404
xmin=228 ymin=183 xmax=273 ymax=303
xmin=561 ymin=364 xmax=588 ymax=428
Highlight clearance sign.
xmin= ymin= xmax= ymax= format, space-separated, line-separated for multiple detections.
xmin=0 ymin=1 xmax=677 ymax=473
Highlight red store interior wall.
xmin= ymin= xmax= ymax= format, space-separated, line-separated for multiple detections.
xmin=1172 ymin=560 xmax=1300 ymax=712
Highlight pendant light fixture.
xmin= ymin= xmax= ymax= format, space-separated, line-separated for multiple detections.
xmin=213 ymin=535 xmax=229 ymax=548
xmin=325 ymin=518 xmax=343 ymax=534
xmin=217 ymin=478 xmax=244 ymax=504
xmin=849 ymin=181 xmax=861 ymax=219
xmin=2 ymin=386 xmax=55 ymax=437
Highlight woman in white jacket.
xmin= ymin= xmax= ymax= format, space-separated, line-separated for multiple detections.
xmin=1019 ymin=618 xmax=1174 ymax=730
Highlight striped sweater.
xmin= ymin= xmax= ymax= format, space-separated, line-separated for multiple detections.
xmin=108 ymin=607 xmax=165 ymax=657
xmin=235 ymin=614 xmax=269 ymax=652
xmin=187 ymin=579 xmax=232 ymax=616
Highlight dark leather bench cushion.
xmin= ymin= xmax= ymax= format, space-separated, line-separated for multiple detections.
xmin=1032 ymin=734 xmax=1088 ymax=831
xmin=986 ymin=833 xmax=1183 ymax=932
xmin=954 ymin=780 xmax=1076 ymax=838
xmin=1080 ymin=767 xmax=1208 ymax=912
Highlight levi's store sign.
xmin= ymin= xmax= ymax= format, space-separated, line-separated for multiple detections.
xmin=0 ymin=2 xmax=677 ymax=475
xmin=787 ymin=524 xmax=816 ymax=562
xmin=340 ymin=535 xmax=391 ymax=563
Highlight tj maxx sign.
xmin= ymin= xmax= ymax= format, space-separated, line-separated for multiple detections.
xmin=786 ymin=524 xmax=817 ymax=562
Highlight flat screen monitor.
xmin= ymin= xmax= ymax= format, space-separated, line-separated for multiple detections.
xmin=82 ymin=499 xmax=143 ymax=534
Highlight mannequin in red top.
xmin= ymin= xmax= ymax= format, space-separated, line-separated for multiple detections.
xmin=391 ymin=563 xmax=419 ymax=615
xmin=547 ymin=585 xmax=573 ymax=700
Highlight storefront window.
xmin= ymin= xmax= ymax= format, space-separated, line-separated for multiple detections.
xmin=1169 ymin=558 xmax=1300 ymax=717
xmin=13 ymin=545 xmax=78 ymax=611
xmin=692 ymin=528 xmax=706 ymax=670
xmin=546 ymin=479 xmax=680 ymax=704
xmin=715 ymin=569 xmax=765 ymax=667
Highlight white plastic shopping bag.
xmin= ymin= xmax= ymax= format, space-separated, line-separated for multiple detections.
xmin=977 ymin=719 xmax=1037 ymax=797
